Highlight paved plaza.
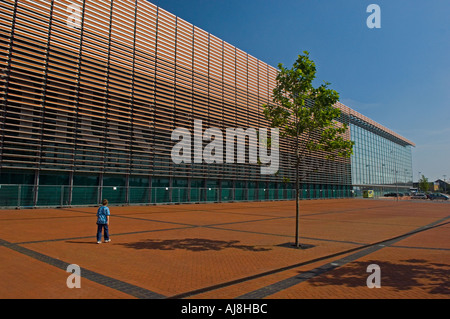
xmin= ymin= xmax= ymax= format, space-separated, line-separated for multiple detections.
xmin=0 ymin=198 xmax=449 ymax=299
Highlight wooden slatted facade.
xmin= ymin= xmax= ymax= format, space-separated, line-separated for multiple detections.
xmin=0 ymin=1 xmax=414 ymax=207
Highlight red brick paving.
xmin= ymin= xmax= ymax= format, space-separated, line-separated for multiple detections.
xmin=0 ymin=199 xmax=448 ymax=299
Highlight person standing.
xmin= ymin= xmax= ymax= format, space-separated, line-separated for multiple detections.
xmin=96 ymin=199 xmax=111 ymax=244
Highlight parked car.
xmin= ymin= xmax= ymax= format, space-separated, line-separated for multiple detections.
xmin=411 ymin=193 xmax=427 ymax=199
xmin=427 ymin=193 xmax=449 ymax=200
xmin=384 ymin=192 xmax=403 ymax=197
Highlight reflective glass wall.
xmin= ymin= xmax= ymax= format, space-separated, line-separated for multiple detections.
xmin=350 ymin=119 xmax=413 ymax=197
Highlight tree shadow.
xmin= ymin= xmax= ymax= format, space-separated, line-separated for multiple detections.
xmin=118 ymin=238 xmax=271 ymax=252
xmin=307 ymin=258 xmax=450 ymax=295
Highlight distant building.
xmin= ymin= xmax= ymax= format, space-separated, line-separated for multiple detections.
xmin=413 ymin=179 xmax=449 ymax=193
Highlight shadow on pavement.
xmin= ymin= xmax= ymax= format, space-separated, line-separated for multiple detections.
xmin=117 ymin=238 xmax=271 ymax=252
xmin=307 ymin=258 xmax=450 ymax=295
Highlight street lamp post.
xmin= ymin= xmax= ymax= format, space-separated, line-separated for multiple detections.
xmin=390 ymin=150 xmax=398 ymax=202
xmin=366 ymin=164 xmax=371 ymax=189
xmin=444 ymin=175 xmax=447 ymax=193
xmin=404 ymin=168 xmax=408 ymax=192
xmin=418 ymin=171 xmax=421 ymax=192
xmin=395 ymin=170 xmax=399 ymax=202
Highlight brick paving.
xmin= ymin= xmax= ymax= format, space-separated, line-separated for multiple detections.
xmin=0 ymin=199 xmax=448 ymax=299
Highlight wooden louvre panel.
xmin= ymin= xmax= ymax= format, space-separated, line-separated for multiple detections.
xmin=222 ymin=41 xmax=236 ymax=129
xmin=152 ymin=7 xmax=174 ymax=175
xmin=246 ymin=55 xmax=260 ymax=135
xmin=133 ymin=0 xmax=157 ymax=174
xmin=74 ymin=0 xmax=111 ymax=172
xmin=208 ymin=34 xmax=224 ymax=127
xmin=2 ymin=0 xmax=52 ymax=168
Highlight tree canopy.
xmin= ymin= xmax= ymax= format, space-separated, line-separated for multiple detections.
xmin=263 ymin=51 xmax=355 ymax=247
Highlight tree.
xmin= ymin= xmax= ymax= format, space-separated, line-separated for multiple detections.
xmin=263 ymin=51 xmax=354 ymax=248
xmin=418 ymin=175 xmax=429 ymax=193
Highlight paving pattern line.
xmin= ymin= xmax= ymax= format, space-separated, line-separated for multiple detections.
xmin=1 ymin=204 xmax=447 ymax=299
xmin=14 ymin=225 xmax=198 ymax=245
xmin=168 ymin=216 xmax=450 ymax=299
xmin=60 ymin=201 xmax=396 ymax=222
xmin=0 ymin=238 xmax=166 ymax=299
xmin=236 ymin=216 xmax=450 ymax=299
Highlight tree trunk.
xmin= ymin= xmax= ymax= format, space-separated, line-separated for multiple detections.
xmin=295 ymin=159 xmax=299 ymax=247
xmin=295 ymin=134 xmax=300 ymax=248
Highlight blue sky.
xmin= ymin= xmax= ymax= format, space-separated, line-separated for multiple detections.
xmin=150 ymin=0 xmax=450 ymax=182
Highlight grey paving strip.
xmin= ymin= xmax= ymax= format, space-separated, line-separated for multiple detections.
xmin=111 ymin=202 xmax=398 ymax=230
xmin=169 ymin=216 xmax=450 ymax=299
xmin=205 ymin=224 xmax=367 ymax=246
xmin=204 ymin=215 xmax=294 ymax=227
xmin=11 ymin=213 xmax=374 ymax=247
xmin=63 ymin=207 xmax=294 ymax=224
xmin=62 ymin=207 xmax=297 ymax=231
xmin=0 ymin=238 xmax=166 ymax=299
xmin=298 ymin=216 xmax=433 ymax=229
xmin=195 ymin=202 xmax=396 ymax=220
xmin=235 ymin=216 xmax=450 ymax=299
xmin=390 ymin=245 xmax=450 ymax=251
xmin=12 ymin=212 xmax=448 ymax=248
xmin=0 ymin=215 xmax=95 ymax=222
xmin=3 ymin=206 xmax=382 ymax=247
xmin=63 ymin=208 xmax=200 ymax=228
xmin=10 ymin=215 xmax=296 ymax=246
xmin=12 ymin=224 xmax=365 ymax=248
xmin=236 ymin=240 xmax=400 ymax=299
xmin=62 ymin=201 xmax=394 ymax=220
xmin=9 ymin=215 xmax=293 ymax=246
xmin=13 ymin=225 xmax=198 ymax=245
xmin=299 ymin=203 xmax=395 ymax=217
xmin=2 ymin=201 xmax=393 ymax=235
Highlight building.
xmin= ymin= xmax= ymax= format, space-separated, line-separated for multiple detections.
xmin=413 ymin=179 xmax=449 ymax=193
xmin=348 ymin=108 xmax=414 ymax=197
xmin=0 ymin=0 xmax=414 ymax=207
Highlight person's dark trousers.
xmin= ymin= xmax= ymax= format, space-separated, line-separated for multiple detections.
xmin=97 ymin=223 xmax=109 ymax=242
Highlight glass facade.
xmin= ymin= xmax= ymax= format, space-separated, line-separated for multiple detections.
xmin=350 ymin=117 xmax=414 ymax=197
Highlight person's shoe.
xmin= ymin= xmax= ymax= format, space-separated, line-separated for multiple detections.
xmin=105 ymin=239 xmax=111 ymax=243
xmin=97 ymin=241 xmax=101 ymax=244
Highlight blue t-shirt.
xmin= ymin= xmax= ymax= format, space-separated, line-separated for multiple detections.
xmin=97 ymin=206 xmax=110 ymax=224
